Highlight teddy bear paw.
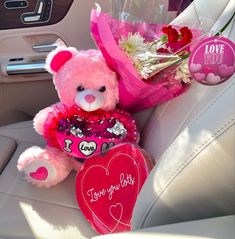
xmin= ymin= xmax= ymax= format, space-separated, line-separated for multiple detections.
xmin=18 ymin=146 xmax=73 ymax=188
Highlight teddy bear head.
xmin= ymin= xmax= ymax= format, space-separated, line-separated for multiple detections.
xmin=46 ymin=47 xmax=119 ymax=112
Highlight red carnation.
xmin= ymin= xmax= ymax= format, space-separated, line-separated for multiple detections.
xmin=179 ymin=27 xmax=193 ymax=45
xmin=162 ymin=26 xmax=179 ymax=43
xmin=162 ymin=25 xmax=172 ymax=34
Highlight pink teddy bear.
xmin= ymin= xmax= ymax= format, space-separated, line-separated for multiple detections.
xmin=18 ymin=47 xmax=137 ymax=188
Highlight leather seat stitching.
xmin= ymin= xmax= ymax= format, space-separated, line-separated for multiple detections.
xmin=139 ymin=119 xmax=234 ymax=228
xmin=137 ymin=80 xmax=234 ymax=227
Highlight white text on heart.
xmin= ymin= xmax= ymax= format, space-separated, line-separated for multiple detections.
xmin=87 ymin=173 xmax=135 ymax=203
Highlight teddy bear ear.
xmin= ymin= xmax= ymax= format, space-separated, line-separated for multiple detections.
xmin=45 ymin=46 xmax=78 ymax=74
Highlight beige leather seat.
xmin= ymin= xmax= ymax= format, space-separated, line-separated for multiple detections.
xmin=0 ymin=0 xmax=234 ymax=238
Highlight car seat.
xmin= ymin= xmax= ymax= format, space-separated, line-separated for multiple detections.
xmin=94 ymin=0 xmax=235 ymax=238
xmin=0 ymin=0 xmax=234 ymax=238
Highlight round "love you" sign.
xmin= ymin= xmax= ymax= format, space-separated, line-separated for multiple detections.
xmin=189 ymin=36 xmax=235 ymax=85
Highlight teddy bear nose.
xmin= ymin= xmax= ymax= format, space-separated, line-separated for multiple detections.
xmin=85 ymin=94 xmax=96 ymax=103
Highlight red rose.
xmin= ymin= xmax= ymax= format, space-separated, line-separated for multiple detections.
xmin=179 ymin=27 xmax=193 ymax=45
xmin=162 ymin=26 xmax=179 ymax=43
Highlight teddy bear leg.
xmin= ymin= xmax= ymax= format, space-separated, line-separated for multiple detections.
xmin=17 ymin=146 xmax=77 ymax=188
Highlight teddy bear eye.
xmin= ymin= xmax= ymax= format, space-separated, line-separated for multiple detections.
xmin=77 ymin=85 xmax=85 ymax=92
xmin=99 ymin=86 xmax=106 ymax=93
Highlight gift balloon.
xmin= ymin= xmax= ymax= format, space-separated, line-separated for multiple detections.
xmin=76 ymin=143 xmax=153 ymax=234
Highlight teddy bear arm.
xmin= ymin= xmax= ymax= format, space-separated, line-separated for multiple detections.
xmin=33 ymin=103 xmax=62 ymax=135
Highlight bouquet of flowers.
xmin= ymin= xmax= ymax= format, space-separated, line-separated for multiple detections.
xmin=118 ymin=25 xmax=193 ymax=80
xmin=91 ymin=1 xmax=203 ymax=112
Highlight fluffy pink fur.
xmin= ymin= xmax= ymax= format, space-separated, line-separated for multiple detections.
xmin=18 ymin=47 xmax=119 ymax=188
xmin=46 ymin=47 xmax=119 ymax=111
xmin=18 ymin=146 xmax=75 ymax=188
xmin=46 ymin=47 xmax=78 ymax=75
xmin=50 ymin=50 xmax=73 ymax=73
xmin=33 ymin=106 xmax=54 ymax=135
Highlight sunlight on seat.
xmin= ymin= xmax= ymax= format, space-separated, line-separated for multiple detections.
xmin=92 ymin=231 xmax=211 ymax=239
xmin=19 ymin=201 xmax=87 ymax=239
xmin=153 ymin=125 xmax=222 ymax=197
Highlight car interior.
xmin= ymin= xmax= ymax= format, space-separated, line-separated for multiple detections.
xmin=0 ymin=0 xmax=234 ymax=238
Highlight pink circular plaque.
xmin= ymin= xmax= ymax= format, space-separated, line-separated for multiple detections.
xmin=189 ymin=36 xmax=235 ymax=85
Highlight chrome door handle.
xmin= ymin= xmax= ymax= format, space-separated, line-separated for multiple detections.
xmin=6 ymin=62 xmax=47 ymax=75
xmin=32 ymin=43 xmax=58 ymax=52
xmin=32 ymin=38 xmax=66 ymax=52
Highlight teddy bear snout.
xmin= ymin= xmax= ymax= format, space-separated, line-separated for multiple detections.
xmin=85 ymin=95 xmax=96 ymax=104
xmin=75 ymin=89 xmax=105 ymax=112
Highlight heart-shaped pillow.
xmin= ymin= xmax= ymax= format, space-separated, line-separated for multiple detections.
xmin=43 ymin=105 xmax=138 ymax=159
xmin=76 ymin=143 xmax=153 ymax=234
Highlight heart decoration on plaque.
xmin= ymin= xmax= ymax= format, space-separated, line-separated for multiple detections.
xmin=76 ymin=143 xmax=153 ymax=234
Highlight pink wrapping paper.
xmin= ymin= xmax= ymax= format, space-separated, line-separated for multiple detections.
xmin=90 ymin=10 xmax=201 ymax=112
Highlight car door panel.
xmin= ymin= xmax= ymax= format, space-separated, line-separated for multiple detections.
xmin=0 ymin=0 xmax=74 ymax=30
xmin=0 ymin=80 xmax=58 ymax=125
xmin=0 ymin=0 xmax=110 ymax=126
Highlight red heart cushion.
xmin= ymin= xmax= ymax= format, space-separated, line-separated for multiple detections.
xmin=76 ymin=143 xmax=153 ymax=234
xmin=43 ymin=105 xmax=138 ymax=159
